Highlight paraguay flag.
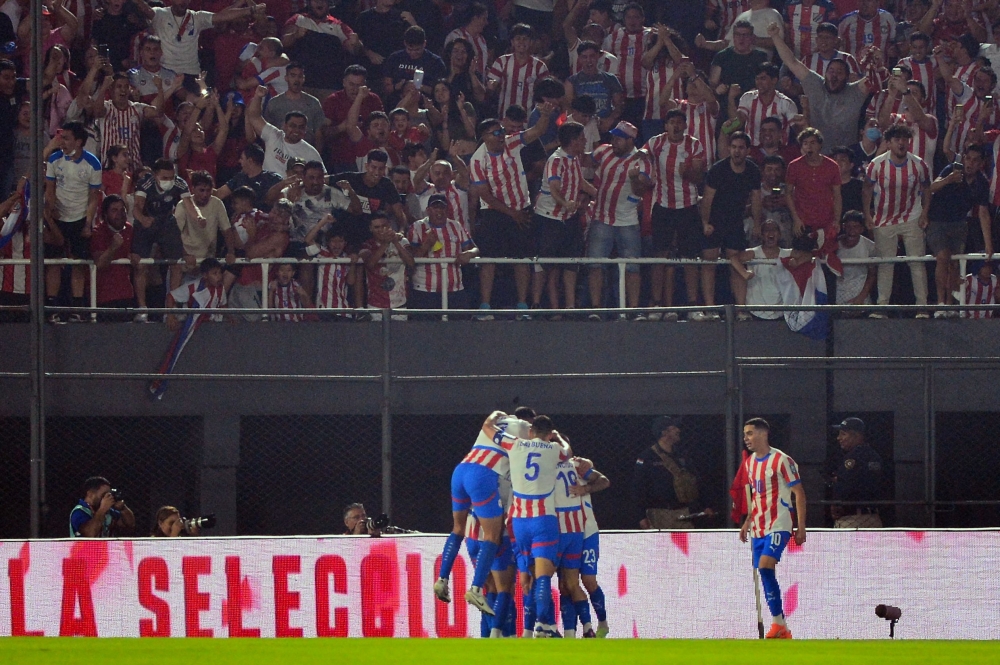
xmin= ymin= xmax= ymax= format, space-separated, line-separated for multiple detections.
xmin=776 ymin=256 xmax=829 ymax=340
xmin=0 ymin=180 xmax=29 ymax=251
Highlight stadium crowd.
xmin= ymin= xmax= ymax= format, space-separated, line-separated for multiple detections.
xmin=3 ymin=0 xmax=1000 ymax=322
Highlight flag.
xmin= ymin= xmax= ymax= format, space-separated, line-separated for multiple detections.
xmin=0 ymin=180 xmax=29 ymax=252
xmin=777 ymin=256 xmax=829 ymax=340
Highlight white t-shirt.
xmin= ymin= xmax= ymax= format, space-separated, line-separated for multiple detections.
xmin=151 ymin=7 xmax=215 ymax=75
xmin=746 ymin=246 xmax=792 ymax=319
xmin=260 ymin=122 xmax=323 ymax=175
xmin=45 ymin=150 xmax=103 ymax=221
xmin=836 ymin=236 xmax=876 ymax=304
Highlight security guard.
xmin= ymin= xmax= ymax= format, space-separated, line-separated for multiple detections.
xmin=633 ymin=416 xmax=714 ymax=529
xmin=830 ymin=417 xmax=884 ymax=527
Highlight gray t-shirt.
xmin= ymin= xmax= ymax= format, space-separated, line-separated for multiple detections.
xmin=264 ymin=92 xmax=327 ymax=146
xmin=800 ymin=70 xmax=870 ymax=154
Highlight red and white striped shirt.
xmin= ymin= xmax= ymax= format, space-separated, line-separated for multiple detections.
xmin=487 ymin=54 xmax=550 ymax=116
xmin=946 ymin=85 xmax=998 ymax=155
xmin=99 ymin=100 xmax=152 ymax=171
xmin=270 ymin=279 xmax=308 ymax=321
xmin=554 ymin=461 xmax=586 ymax=535
xmin=737 ymin=90 xmax=799 ymax=146
xmin=500 ymin=433 xmax=570 ymax=519
xmin=889 ymin=112 xmax=938 ymax=172
xmin=460 ymin=415 xmax=525 ymax=478
xmin=407 ymin=217 xmax=471 ymax=293
xmin=897 ymin=56 xmax=937 ymax=112
xmin=641 ymin=133 xmax=706 ymax=210
xmin=962 ymin=273 xmax=998 ymax=318
xmin=837 ymin=9 xmax=896 ymax=58
xmin=711 ymin=0 xmax=753 ymax=37
xmin=310 ymin=248 xmax=351 ymax=309
xmin=804 ymin=50 xmax=860 ymax=77
xmin=416 ymin=183 xmax=470 ymax=234
xmin=0 ymin=196 xmax=30 ymax=296
xmin=470 ymin=132 xmax=532 ymax=211
xmin=607 ymin=26 xmax=654 ymax=98
xmin=865 ymin=151 xmax=930 ymax=227
xmin=568 ymin=38 xmax=620 ymax=76
xmin=446 ymin=27 xmax=490 ymax=81
xmin=865 ymin=89 xmax=903 ymax=120
xmin=644 ymin=59 xmax=684 ymax=121
xmin=954 ymin=61 xmax=981 ymax=88
xmin=242 ymin=57 xmax=288 ymax=98
xmin=535 ymin=148 xmax=585 ymax=221
xmin=785 ymin=0 xmax=838 ymax=59
xmin=745 ymin=447 xmax=801 ymax=538
xmin=678 ymin=99 xmax=718 ymax=164
xmin=592 ymin=143 xmax=645 ymax=227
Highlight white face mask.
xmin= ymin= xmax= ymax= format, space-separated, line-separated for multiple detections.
xmin=157 ymin=179 xmax=174 ymax=191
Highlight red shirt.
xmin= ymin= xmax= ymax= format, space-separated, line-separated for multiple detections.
xmin=179 ymin=147 xmax=219 ymax=183
xmin=89 ymin=221 xmax=135 ymax=304
xmin=102 ymin=171 xmax=126 ymax=198
xmin=786 ymin=155 xmax=841 ymax=228
xmin=322 ymin=90 xmax=385 ymax=165
xmin=212 ymin=29 xmax=254 ymax=93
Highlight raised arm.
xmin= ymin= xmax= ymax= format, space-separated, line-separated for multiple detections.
xmin=246 ymin=85 xmax=268 ymax=137
xmin=523 ymin=101 xmax=556 ymax=144
xmin=767 ymin=22 xmax=809 ymax=81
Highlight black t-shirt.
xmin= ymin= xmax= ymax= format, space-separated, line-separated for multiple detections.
xmin=927 ymin=165 xmax=990 ymax=225
xmin=91 ymin=12 xmax=143 ymax=72
xmin=0 ymin=79 xmax=29 ymax=168
xmin=710 ymin=47 xmax=770 ymax=94
xmin=841 ymin=177 xmax=864 ymax=215
xmin=225 ymin=169 xmax=283 ymax=212
xmin=289 ymin=29 xmax=347 ymax=91
xmin=355 ymin=8 xmax=409 ymax=63
xmin=382 ymin=49 xmax=447 ymax=87
xmin=333 ymin=171 xmax=400 ymax=244
xmin=136 ymin=174 xmax=190 ymax=223
xmin=706 ymin=158 xmax=762 ymax=227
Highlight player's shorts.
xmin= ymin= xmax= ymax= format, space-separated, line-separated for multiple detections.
xmin=581 ymin=532 xmax=600 ymax=577
xmin=450 ymin=462 xmax=504 ymax=519
xmin=512 ymin=515 xmax=560 ymax=572
xmin=557 ymin=532 xmax=584 ymax=570
xmin=751 ymin=531 xmax=791 ymax=569
xmin=467 ymin=533 xmax=516 ymax=572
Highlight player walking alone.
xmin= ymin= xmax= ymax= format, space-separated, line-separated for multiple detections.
xmin=739 ymin=417 xmax=807 ymax=639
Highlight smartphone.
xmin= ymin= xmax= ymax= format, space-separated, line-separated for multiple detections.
xmin=892 ymin=67 xmax=902 ymax=76
xmin=98 ymin=44 xmax=110 ymax=60
xmin=953 ymin=162 xmax=965 ymax=172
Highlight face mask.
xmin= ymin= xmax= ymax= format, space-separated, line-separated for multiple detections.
xmin=157 ymin=179 xmax=174 ymax=191
xmin=865 ymin=127 xmax=882 ymax=142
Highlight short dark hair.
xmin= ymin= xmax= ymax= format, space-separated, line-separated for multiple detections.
xmin=577 ymin=40 xmax=600 ymax=57
xmin=826 ymin=58 xmax=851 ymax=75
xmin=744 ymin=417 xmax=770 ymax=431
xmin=400 ymin=143 xmax=426 ymax=161
xmin=624 ymin=2 xmax=644 ymax=16
xmin=284 ymin=110 xmax=308 ymax=124
xmin=965 ymin=143 xmax=986 ymax=159
xmin=466 ymin=2 xmax=488 ymax=21
xmin=534 ymin=76 xmax=565 ymax=103
xmin=729 ymin=131 xmax=751 ymax=148
xmin=101 ymin=194 xmax=124 ymax=217
xmin=303 ymin=160 xmax=325 ymax=175
xmin=756 ymin=63 xmax=780 ymax=79
xmin=390 ymin=165 xmax=411 ymax=177
xmin=558 ymin=121 xmax=585 ymax=146
xmin=531 ymin=415 xmax=555 ymax=435
xmin=571 ymin=94 xmax=597 ymax=115
xmin=513 ymin=406 xmax=536 ymax=420
xmin=367 ymin=110 xmax=389 ymax=125
xmin=883 ymin=123 xmax=914 ymax=141
xmin=152 ymin=158 xmax=175 ymax=174
xmin=906 ymin=79 xmax=927 ymax=99
xmin=321 ymin=222 xmax=348 ymax=244
xmin=0 ymin=58 xmax=16 ymax=75
xmin=760 ymin=116 xmax=782 ymax=130
xmin=842 ymin=210 xmax=865 ymax=225
xmin=404 ymin=25 xmax=426 ymax=46
xmin=510 ymin=23 xmax=533 ymax=39
xmin=909 ymin=31 xmax=930 ymax=45
xmin=190 ymin=170 xmax=214 ymax=188
xmin=200 ymin=257 xmax=223 ymax=273
xmin=958 ymin=33 xmax=980 ymax=59
xmin=61 ymin=121 xmax=88 ymax=144
xmin=286 ymin=61 xmax=305 ymax=74
xmin=231 ymin=186 xmax=256 ymax=204
xmin=367 ymin=149 xmax=389 ymax=164
xmin=242 ymin=143 xmax=265 ymax=165
xmin=732 ymin=19 xmax=754 ymax=34
xmin=82 ymin=476 xmax=110 ymax=496
xmin=762 ymin=154 xmax=786 ymax=169
xmin=816 ymin=22 xmax=838 ymax=36
xmin=797 ymin=126 xmax=824 ymax=144
xmin=478 ymin=118 xmax=502 ymax=138
xmin=504 ymin=105 xmax=527 ymax=123
xmin=665 ymin=108 xmax=686 ymax=124
xmin=344 ymin=64 xmax=367 ymax=79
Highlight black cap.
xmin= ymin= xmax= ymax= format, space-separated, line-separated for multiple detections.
xmin=652 ymin=416 xmax=682 ymax=436
xmin=426 ymin=193 xmax=449 ymax=208
xmin=832 ymin=417 xmax=865 ymax=433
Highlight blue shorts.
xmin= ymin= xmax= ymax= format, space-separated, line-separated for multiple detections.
xmin=581 ymin=532 xmax=600 ymax=577
xmin=752 ymin=531 xmax=791 ymax=569
xmin=450 ymin=462 xmax=504 ymax=519
xmin=466 ymin=533 xmax=516 ymax=572
xmin=558 ymin=532 xmax=584 ymax=570
xmin=512 ymin=516 xmax=560 ymax=572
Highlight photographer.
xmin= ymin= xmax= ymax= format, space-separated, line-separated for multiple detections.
xmin=70 ymin=476 xmax=135 ymax=538
xmin=343 ymin=502 xmax=381 ymax=536
xmin=150 ymin=506 xmax=204 ymax=537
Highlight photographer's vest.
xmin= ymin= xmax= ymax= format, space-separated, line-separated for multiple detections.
xmin=69 ymin=500 xmax=112 ymax=537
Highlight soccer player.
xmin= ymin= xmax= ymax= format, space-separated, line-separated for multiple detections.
xmin=575 ymin=458 xmax=611 ymax=638
xmin=739 ymin=417 xmax=807 ymax=639
xmin=553 ymin=455 xmax=591 ymax=637
xmin=487 ymin=413 xmax=571 ymax=638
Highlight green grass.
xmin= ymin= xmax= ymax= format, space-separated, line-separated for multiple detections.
xmin=1 ymin=638 xmax=998 ymax=665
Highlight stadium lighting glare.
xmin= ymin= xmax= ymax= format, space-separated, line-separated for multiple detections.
xmin=875 ymin=605 xmax=902 ymax=638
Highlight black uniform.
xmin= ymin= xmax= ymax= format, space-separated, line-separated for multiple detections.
xmin=632 ymin=443 xmax=700 ymax=525
xmin=830 ymin=442 xmax=883 ymax=513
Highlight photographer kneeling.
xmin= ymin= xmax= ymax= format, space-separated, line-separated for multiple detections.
xmin=151 ymin=506 xmax=216 ymax=537
xmin=70 ymin=476 xmax=135 ymax=537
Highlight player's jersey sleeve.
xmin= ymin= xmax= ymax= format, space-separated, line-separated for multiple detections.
xmin=779 ymin=454 xmax=802 ymax=488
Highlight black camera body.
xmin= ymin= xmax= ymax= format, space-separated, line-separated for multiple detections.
xmin=365 ymin=513 xmax=390 ymax=531
xmin=110 ymin=488 xmax=123 ymax=502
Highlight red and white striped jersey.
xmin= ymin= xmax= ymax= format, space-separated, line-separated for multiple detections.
xmin=592 ymin=143 xmax=644 ymax=227
xmin=864 ymin=88 xmax=903 ymax=119
xmin=641 ymin=133 xmax=706 ymax=210
xmin=710 ymin=0 xmax=753 ymax=37
xmin=785 ymin=0 xmax=838 ymax=59
xmin=865 ymin=151 xmax=930 ymax=227
xmin=745 ymin=447 xmax=801 ymax=538
xmin=460 ymin=415 xmax=528 ymax=478
xmin=568 ymin=38 xmax=620 ymax=76
xmin=307 ymin=247 xmax=351 ymax=309
xmin=575 ymin=460 xmax=600 ymax=538
xmin=270 ymin=279 xmax=307 ymax=321
xmin=644 ymin=59 xmax=684 ymax=121
xmin=98 ymin=100 xmax=152 ymax=172
xmin=535 ymin=148 xmax=585 ymax=221
xmin=128 ymin=66 xmax=181 ymax=105
xmin=678 ymin=99 xmax=718 ymax=163
xmin=161 ymin=117 xmax=181 ymax=162
xmin=0 ymin=195 xmax=30 ymax=296
xmin=242 ymin=57 xmax=289 ymax=98
xmin=946 ymin=85 xmax=999 ymax=154
xmin=470 ymin=132 xmax=532 ymax=211
xmin=500 ymin=434 xmax=571 ymax=519
xmin=169 ymin=279 xmax=227 ymax=321
xmin=446 ymin=27 xmax=490 ymax=81
xmin=607 ymin=27 xmax=654 ymax=98
xmin=889 ymin=112 xmax=938 ymax=172
xmin=962 ymin=273 xmax=998 ymax=318
xmin=953 ymin=61 xmax=981 ymax=88
xmin=737 ymin=90 xmax=799 ymax=146
xmin=231 ymin=209 xmax=267 ymax=246
xmin=407 ymin=217 xmax=472 ymax=293
xmin=416 ymin=183 xmax=471 ymax=234
xmin=837 ymin=9 xmax=896 ymax=58
xmin=804 ymin=50 xmax=860 ymax=77
xmin=487 ymin=54 xmax=550 ymax=116
xmin=554 ymin=460 xmax=586 ymax=534
xmin=897 ymin=56 xmax=937 ymax=112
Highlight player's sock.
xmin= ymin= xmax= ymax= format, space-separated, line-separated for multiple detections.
xmin=480 ymin=591 xmax=497 ymax=636
xmin=574 ymin=599 xmax=592 ymax=631
xmin=758 ymin=567 xmax=785 ymax=622
xmin=589 ymin=585 xmax=607 ymax=622
xmin=438 ymin=532 xmax=463 ymax=580
xmin=560 ymin=593 xmax=577 ymax=634
xmin=471 ymin=541 xmax=498 ymax=589
xmin=534 ymin=576 xmax=553 ymax=631
xmin=503 ymin=591 xmax=517 ymax=636
xmin=523 ymin=585 xmax=537 ymax=636
xmin=491 ymin=591 xmax=511 ymax=631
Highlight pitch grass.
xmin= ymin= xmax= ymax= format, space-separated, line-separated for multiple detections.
xmin=2 ymin=638 xmax=999 ymax=665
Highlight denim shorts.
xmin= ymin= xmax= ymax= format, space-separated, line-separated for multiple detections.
xmin=587 ymin=221 xmax=641 ymax=272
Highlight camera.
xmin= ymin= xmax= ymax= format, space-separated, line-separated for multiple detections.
xmin=181 ymin=514 xmax=217 ymax=531
xmin=110 ymin=488 xmax=123 ymax=502
xmin=365 ymin=513 xmax=390 ymax=531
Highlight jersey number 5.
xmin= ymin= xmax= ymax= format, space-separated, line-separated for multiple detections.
xmin=525 ymin=452 xmax=541 ymax=481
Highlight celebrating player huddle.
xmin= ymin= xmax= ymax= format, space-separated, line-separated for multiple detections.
xmin=436 ymin=412 xmax=806 ymax=639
